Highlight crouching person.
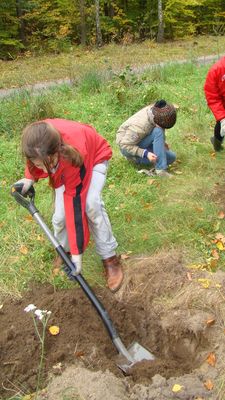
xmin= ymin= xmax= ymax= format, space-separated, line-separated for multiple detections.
xmin=14 ymin=119 xmax=123 ymax=292
xmin=116 ymin=100 xmax=177 ymax=178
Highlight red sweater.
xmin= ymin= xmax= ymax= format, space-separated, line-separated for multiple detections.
xmin=204 ymin=56 xmax=225 ymax=121
xmin=25 ymin=119 xmax=112 ymax=255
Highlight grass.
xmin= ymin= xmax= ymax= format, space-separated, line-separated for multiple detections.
xmin=1 ymin=57 xmax=225 ymax=299
xmin=0 ymin=35 xmax=225 ymax=89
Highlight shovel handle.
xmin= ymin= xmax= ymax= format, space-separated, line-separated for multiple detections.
xmin=11 ymin=184 xmax=38 ymax=215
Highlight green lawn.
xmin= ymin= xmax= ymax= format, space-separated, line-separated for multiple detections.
xmin=0 ymin=35 xmax=225 ymax=89
xmin=1 ymin=58 xmax=225 ymax=298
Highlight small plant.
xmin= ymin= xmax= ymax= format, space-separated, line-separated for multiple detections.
xmin=24 ymin=304 xmax=52 ymax=398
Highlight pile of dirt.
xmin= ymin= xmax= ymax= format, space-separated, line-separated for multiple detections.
xmin=0 ymin=250 xmax=224 ymax=400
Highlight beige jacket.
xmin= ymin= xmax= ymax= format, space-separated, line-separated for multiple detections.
xmin=116 ymin=105 xmax=156 ymax=157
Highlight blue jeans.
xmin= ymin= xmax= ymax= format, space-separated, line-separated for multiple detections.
xmin=120 ymin=127 xmax=176 ymax=170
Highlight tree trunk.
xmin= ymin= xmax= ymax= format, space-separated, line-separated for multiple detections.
xmin=95 ymin=0 xmax=103 ymax=47
xmin=79 ymin=0 xmax=86 ymax=46
xmin=156 ymin=0 xmax=164 ymax=43
xmin=16 ymin=0 xmax=26 ymax=46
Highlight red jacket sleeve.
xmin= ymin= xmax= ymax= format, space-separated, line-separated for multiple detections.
xmin=63 ymin=164 xmax=90 ymax=255
xmin=204 ymin=68 xmax=225 ymax=121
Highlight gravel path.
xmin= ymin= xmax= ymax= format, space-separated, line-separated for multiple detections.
xmin=0 ymin=53 xmax=224 ymax=99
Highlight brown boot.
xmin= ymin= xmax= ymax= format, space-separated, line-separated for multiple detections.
xmin=102 ymin=255 xmax=124 ymax=293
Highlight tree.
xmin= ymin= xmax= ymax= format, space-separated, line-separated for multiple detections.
xmin=157 ymin=0 xmax=164 ymax=42
xmin=95 ymin=0 xmax=103 ymax=47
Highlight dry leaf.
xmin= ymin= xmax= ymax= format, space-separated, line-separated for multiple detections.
xmin=147 ymin=178 xmax=156 ymax=185
xmin=74 ymin=351 xmax=85 ymax=358
xmin=174 ymin=170 xmax=183 ymax=175
xmin=198 ymin=278 xmax=211 ymax=288
xmin=186 ymin=272 xmax=192 ymax=281
xmin=204 ymin=379 xmax=214 ymax=390
xmin=25 ymin=215 xmax=33 ymax=222
xmin=187 ymin=263 xmax=206 ymax=270
xmin=206 ymin=352 xmax=216 ymax=367
xmin=210 ymin=152 xmax=216 ymax=158
xmin=120 ymin=253 xmax=130 ymax=260
xmin=19 ymin=245 xmax=28 ymax=255
xmin=49 ymin=325 xmax=60 ymax=336
xmin=215 ymin=233 xmax=225 ymax=244
xmin=53 ymin=267 xmax=60 ymax=276
xmin=209 ymin=259 xmax=218 ymax=270
xmin=216 ymin=241 xmax=225 ymax=251
xmin=205 ymin=318 xmax=215 ymax=327
xmin=218 ymin=211 xmax=225 ymax=219
xmin=0 ymin=304 xmax=3 ymax=310
xmin=172 ymin=384 xmax=183 ymax=393
xmin=211 ymin=249 xmax=219 ymax=260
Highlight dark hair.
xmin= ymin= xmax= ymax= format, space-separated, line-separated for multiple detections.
xmin=22 ymin=121 xmax=83 ymax=187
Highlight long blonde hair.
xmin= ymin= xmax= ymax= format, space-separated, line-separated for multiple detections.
xmin=22 ymin=121 xmax=83 ymax=186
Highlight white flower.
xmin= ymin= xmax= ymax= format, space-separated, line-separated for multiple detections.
xmin=35 ymin=309 xmax=44 ymax=320
xmin=24 ymin=304 xmax=37 ymax=313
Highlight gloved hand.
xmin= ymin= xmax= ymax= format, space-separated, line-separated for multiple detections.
xmin=220 ymin=118 xmax=225 ymax=137
xmin=14 ymin=178 xmax=34 ymax=195
xmin=63 ymin=254 xmax=82 ymax=279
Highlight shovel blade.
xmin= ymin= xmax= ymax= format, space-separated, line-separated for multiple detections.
xmin=115 ymin=342 xmax=155 ymax=373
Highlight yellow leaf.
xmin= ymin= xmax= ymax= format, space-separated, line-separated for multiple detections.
xmin=204 ymin=379 xmax=214 ymax=390
xmin=172 ymin=384 xmax=183 ymax=393
xmin=49 ymin=325 xmax=60 ymax=336
xmin=20 ymin=245 xmax=28 ymax=255
xmin=198 ymin=278 xmax=211 ymax=288
xmin=187 ymin=263 xmax=206 ymax=270
xmin=206 ymin=352 xmax=216 ymax=367
xmin=174 ymin=170 xmax=183 ymax=175
xmin=216 ymin=241 xmax=225 ymax=251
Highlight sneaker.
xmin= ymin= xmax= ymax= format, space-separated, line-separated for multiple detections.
xmin=137 ymin=168 xmax=156 ymax=177
xmin=210 ymin=136 xmax=223 ymax=152
xmin=155 ymin=169 xmax=173 ymax=178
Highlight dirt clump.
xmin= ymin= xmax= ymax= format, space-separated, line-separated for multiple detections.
xmin=0 ymin=249 xmax=224 ymax=400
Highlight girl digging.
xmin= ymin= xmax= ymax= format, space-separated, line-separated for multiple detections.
xmin=15 ymin=119 xmax=123 ymax=292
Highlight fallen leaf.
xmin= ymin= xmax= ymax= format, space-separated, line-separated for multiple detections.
xmin=195 ymin=207 xmax=204 ymax=213
xmin=52 ymin=267 xmax=60 ymax=276
xmin=210 ymin=152 xmax=216 ymax=158
xmin=211 ymin=249 xmax=220 ymax=259
xmin=74 ymin=351 xmax=85 ymax=358
xmin=143 ymin=202 xmax=153 ymax=210
xmin=172 ymin=384 xmax=183 ymax=393
xmin=198 ymin=278 xmax=211 ymax=288
xmin=218 ymin=211 xmax=225 ymax=219
xmin=142 ymin=233 xmax=149 ymax=241
xmin=120 ymin=253 xmax=130 ymax=260
xmin=206 ymin=352 xmax=216 ymax=367
xmin=125 ymin=214 xmax=132 ymax=223
xmin=209 ymin=259 xmax=218 ymax=269
xmin=0 ymin=304 xmax=3 ymax=310
xmin=147 ymin=178 xmax=156 ymax=185
xmin=174 ymin=170 xmax=183 ymax=174
xmin=215 ymin=233 xmax=225 ymax=244
xmin=19 ymin=245 xmax=28 ymax=255
xmin=187 ymin=263 xmax=206 ymax=270
xmin=204 ymin=379 xmax=214 ymax=390
xmin=216 ymin=241 xmax=225 ymax=251
xmin=186 ymin=272 xmax=192 ymax=281
xmin=205 ymin=318 xmax=215 ymax=327
xmin=25 ymin=215 xmax=33 ymax=222
xmin=49 ymin=326 xmax=60 ymax=336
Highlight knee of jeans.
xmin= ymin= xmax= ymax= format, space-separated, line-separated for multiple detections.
xmin=52 ymin=214 xmax=65 ymax=230
xmin=153 ymin=127 xmax=164 ymax=137
xmin=86 ymin=193 xmax=101 ymax=220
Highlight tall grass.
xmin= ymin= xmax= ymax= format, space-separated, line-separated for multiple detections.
xmin=1 ymin=62 xmax=225 ymax=297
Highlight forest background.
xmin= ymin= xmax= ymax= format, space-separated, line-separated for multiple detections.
xmin=1 ymin=0 xmax=225 ymax=60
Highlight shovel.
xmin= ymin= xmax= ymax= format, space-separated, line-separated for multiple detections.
xmin=11 ymin=184 xmax=155 ymax=373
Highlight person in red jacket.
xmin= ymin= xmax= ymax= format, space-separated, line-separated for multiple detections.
xmin=14 ymin=119 xmax=123 ymax=292
xmin=204 ymin=55 xmax=225 ymax=151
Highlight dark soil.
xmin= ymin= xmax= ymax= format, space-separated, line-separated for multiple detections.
xmin=1 ymin=250 xmax=224 ymax=400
